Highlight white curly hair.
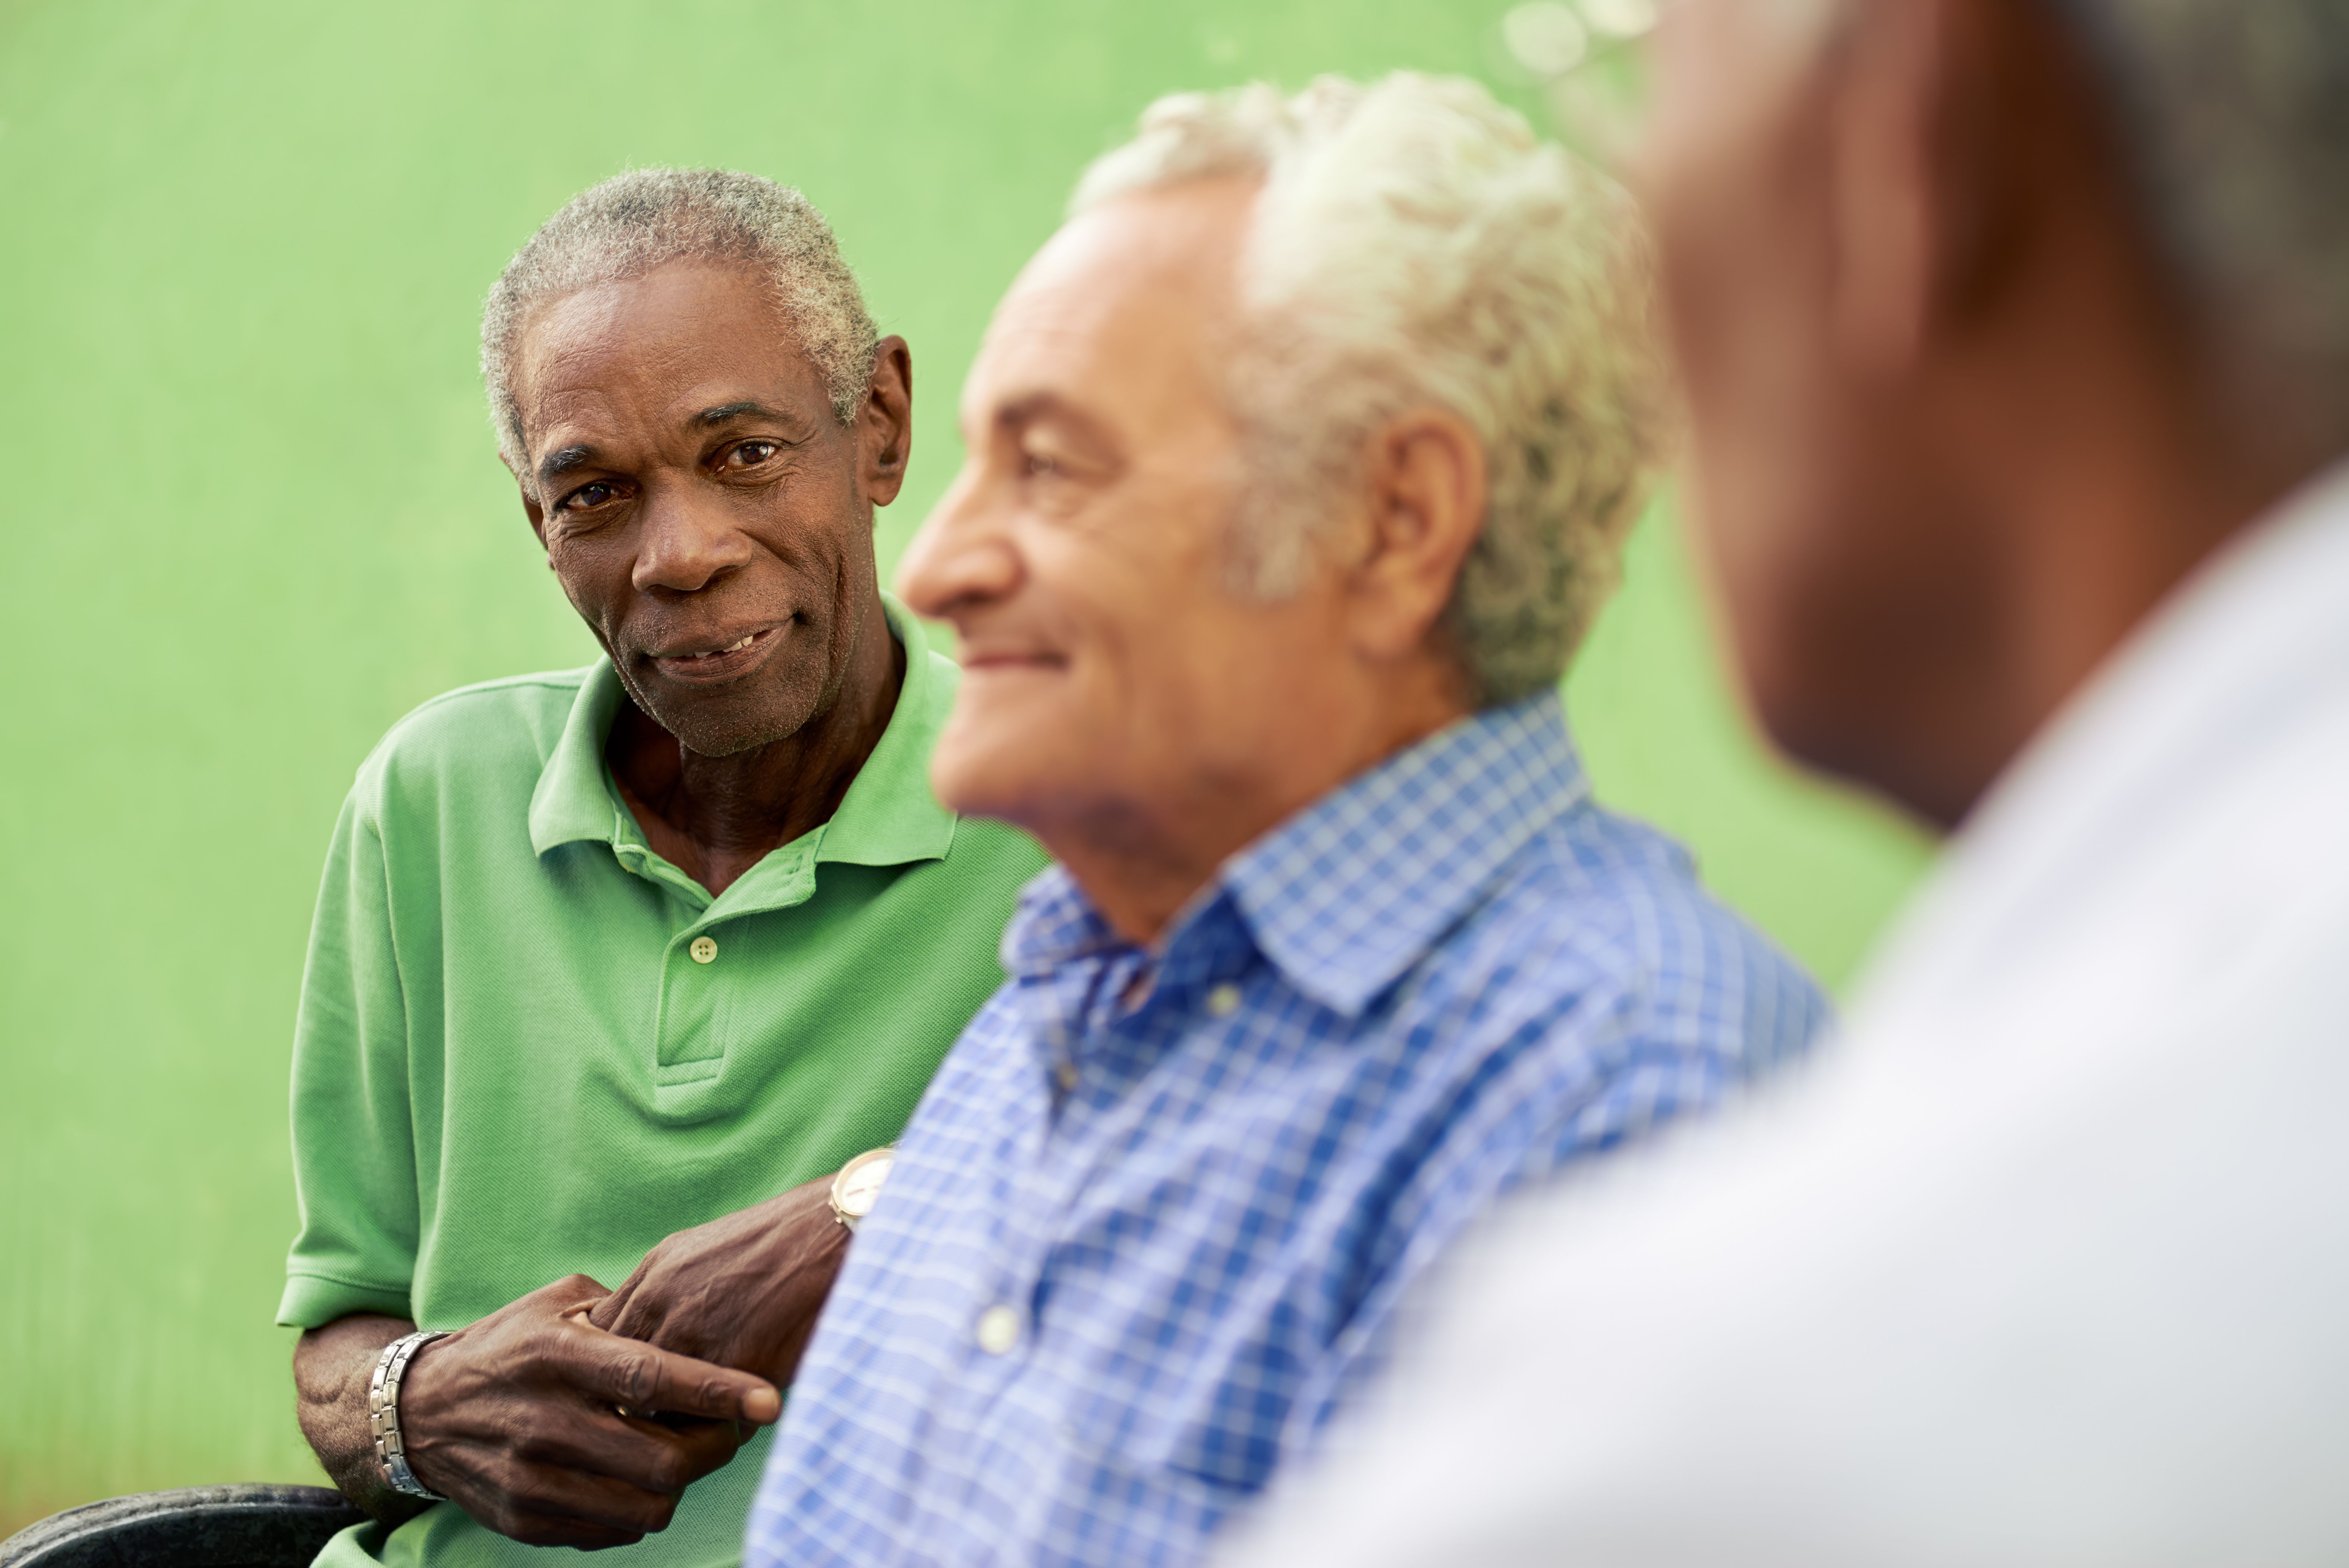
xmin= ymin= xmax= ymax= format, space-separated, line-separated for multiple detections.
xmin=1074 ymin=73 xmax=1667 ymax=706
xmin=480 ymin=168 xmax=878 ymax=490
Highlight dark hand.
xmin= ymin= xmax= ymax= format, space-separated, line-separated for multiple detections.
xmin=397 ymin=1275 xmax=782 ymax=1549
xmin=588 ymin=1175 xmax=849 ymax=1388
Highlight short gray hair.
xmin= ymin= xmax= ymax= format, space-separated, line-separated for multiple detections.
xmin=1074 ymin=74 xmax=1666 ymax=707
xmin=1778 ymin=0 xmax=2349 ymax=435
xmin=2048 ymin=1 xmax=2349 ymax=428
xmin=481 ymin=168 xmax=878 ymax=483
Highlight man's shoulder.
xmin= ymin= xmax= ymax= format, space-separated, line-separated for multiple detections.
xmin=348 ymin=665 xmax=599 ymax=814
xmin=1461 ymin=801 xmax=1828 ymax=1060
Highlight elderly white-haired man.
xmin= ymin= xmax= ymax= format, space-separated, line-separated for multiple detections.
xmin=736 ymin=73 xmax=1827 ymax=1568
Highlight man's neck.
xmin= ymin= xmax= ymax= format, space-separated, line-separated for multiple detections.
xmin=1040 ymin=665 xmax=1471 ymax=947
xmin=1928 ymin=385 xmax=2318 ymax=827
xmin=609 ymin=608 xmax=906 ymax=899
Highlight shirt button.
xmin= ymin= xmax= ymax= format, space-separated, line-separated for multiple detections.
xmin=689 ymin=935 xmax=718 ymax=964
xmin=1055 ymin=1061 xmax=1079 ymax=1093
xmin=1206 ymin=982 xmax=1242 ymax=1017
xmin=975 ymin=1305 xmax=1021 ymax=1355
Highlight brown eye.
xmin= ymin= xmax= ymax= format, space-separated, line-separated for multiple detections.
xmin=730 ymin=440 xmax=780 ymax=467
xmin=562 ymin=481 xmax=617 ymax=511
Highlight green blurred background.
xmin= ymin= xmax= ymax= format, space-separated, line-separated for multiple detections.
xmin=0 ymin=0 xmax=1932 ymax=1533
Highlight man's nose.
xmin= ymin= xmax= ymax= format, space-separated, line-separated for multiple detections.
xmin=895 ymin=466 xmax=1023 ymax=618
xmin=632 ymin=484 xmax=754 ymax=595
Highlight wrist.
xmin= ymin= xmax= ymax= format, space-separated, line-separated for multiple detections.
xmin=827 ymin=1147 xmax=896 ymax=1233
xmin=367 ymin=1330 xmax=451 ymax=1501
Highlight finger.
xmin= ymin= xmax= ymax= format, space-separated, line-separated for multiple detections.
xmin=561 ymin=1323 xmax=782 ymax=1424
xmin=584 ymin=1291 xmax=624 ymax=1335
xmin=538 ymin=1272 xmax=612 ymax=1309
xmin=648 ymin=1413 xmax=757 ymax=1484
xmin=589 ymin=1283 xmax=665 ymax=1343
xmin=480 ymin=1459 xmax=681 ymax=1545
xmin=424 ymin=1426 xmax=679 ymax=1544
xmin=585 ymin=1257 xmax=660 ymax=1336
xmin=511 ymin=1404 xmax=741 ymax=1495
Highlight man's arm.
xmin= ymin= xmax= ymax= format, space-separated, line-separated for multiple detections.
xmin=294 ymin=1276 xmax=782 ymax=1550
xmin=587 ymin=1174 xmax=848 ymax=1388
xmin=296 ymin=1313 xmax=433 ymax=1524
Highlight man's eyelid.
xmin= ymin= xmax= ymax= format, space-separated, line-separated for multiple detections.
xmin=1019 ymin=430 xmax=1112 ymax=480
xmin=556 ymin=477 xmax=622 ymax=512
xmin=711 ymin=433 xmax=796 ymax=470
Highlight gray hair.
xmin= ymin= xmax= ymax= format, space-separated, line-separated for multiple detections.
xmin=481 ymin=168 xmax=878 ymax=484
xmin=2048 ymin=1 xmax=2349 ymax=429
xmin=1074 ymin=74 xmax=1666 ymax=707
xmin=1777 ymin=0 xmax=2349 ymax=436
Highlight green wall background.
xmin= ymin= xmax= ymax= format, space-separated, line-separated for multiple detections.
xmin=0 ymin=0 xmax=1933 ymax=1533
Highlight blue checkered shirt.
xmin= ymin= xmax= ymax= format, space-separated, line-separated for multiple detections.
xmin=746 ymin=694 xmax=1827 ymax=1568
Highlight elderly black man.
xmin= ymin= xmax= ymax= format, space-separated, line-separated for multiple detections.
xmin=279 ymin=170 xmax=1044 ymax=1568
xmin=1226 ymin=1 xmax=2349 ymax=1563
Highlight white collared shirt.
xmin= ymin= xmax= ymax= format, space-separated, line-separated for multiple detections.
xmin=1220 ymin=462 xmax=2349 ymax=1568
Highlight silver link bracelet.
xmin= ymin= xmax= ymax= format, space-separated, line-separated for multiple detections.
xmin=367 ymin=1329 xmax=451 ymax=1501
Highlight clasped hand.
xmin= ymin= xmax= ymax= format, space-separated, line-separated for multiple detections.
xmin=395 ymin=1175 xmax=847 ymax=1549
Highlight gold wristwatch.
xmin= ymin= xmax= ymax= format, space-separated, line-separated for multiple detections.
xmin=828 ymin=1147 xmax=895 ymax=1233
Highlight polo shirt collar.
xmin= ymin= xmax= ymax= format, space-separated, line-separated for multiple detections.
xmin=1000 ymin=692 xmax=1591 ymax=1018
xmin=1220 ymin=692 xmax=1589 ymax=1017
xmin=527 ymin=593 xmax=958 ymax=868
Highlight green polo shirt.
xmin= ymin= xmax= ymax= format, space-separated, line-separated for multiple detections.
xmin=281 ymin=595 xmax=1044 ymax=1568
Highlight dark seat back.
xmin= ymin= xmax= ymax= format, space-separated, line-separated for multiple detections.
xmin=1 ymin=1486 xmax=367 ymax=1568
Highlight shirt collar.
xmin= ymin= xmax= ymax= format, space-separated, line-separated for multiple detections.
xmin=526 ymin=593 xmax=959 ymax=868
xmin=1221 ymin=692 xmax=1589 ymax=1016
xmin=1001 ymin=692 xmax=1590 ymax=1016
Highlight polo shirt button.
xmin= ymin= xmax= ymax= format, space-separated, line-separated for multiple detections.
xmin=1206 ymin=982 xmax=1242 ymax=1017
xmin=1055 ymin=1061 xmax=1079 ymax=1093
xmin=689 ymin=936 xmax=718 ymax=964
xmin=975 ymin=1305 xmax=1021 ymax=1355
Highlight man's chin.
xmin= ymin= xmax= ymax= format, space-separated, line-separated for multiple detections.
xmin=929 ymin=735 xmax=1073 ymax=827
xmin=638 ymin=694 xmax=814 ymax=760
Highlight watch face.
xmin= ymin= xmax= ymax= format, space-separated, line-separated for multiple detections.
xmin=836 ymin=1150 xmax=893 ymax=1218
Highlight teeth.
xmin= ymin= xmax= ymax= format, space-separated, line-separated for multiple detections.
xmin=680 ymin=633 xmax=758 ymax=660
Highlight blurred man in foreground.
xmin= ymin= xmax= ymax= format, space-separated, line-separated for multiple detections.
xmin=282 ymin=170 xmax=1042 ymax=1568
xmin=1224 ymin=1 xmax=2349 ymax=1563
xmin=741 ymin=74 xmax=1826 ymax=1568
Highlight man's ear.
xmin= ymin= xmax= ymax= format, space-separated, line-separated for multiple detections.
xmin=1826 ymin=0 xmax=1941 ymax=379
xmin=861 ymin=335 xmax=915 ymax=508
xmin=1347 ymin=408 xmax=1489 ymax=665
xmin=1828 ymin=0 xmax=2021 ymax=380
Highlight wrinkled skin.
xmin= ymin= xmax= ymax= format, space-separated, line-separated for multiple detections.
xmin=587 ymin=1176 xmax=848 ymax=1388
xmin=897 ymin=177 xmax=1491 ymax=942
xmin=293 ymin=1283 xmax=780 ymax=1548
xmin=294 ymin=261 xmax=909 ymax=1545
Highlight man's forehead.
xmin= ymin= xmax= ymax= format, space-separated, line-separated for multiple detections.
xmin=962 ymin=186 xmax=1250 ymax=423
xmin=1658 ymin=0 xmax=1841 ymax=62
xmin=513 ymin=265 xmax=828 ymax=448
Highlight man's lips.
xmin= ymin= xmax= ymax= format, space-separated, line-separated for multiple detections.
xmin=959 ymin=648 xmax=1067 ymax=672
xmin=644 ymin=624 xmax=785 ymax=685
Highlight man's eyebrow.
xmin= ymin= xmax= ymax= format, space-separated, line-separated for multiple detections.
xmin=537 ymin=445 xmax=595 ymax=487
xmin=694 ymin=401 xmax=790 ymax=427
xmin=994 ymin=392 xmax=1118 ymax=453
xmin=995 ymin=392 xmax=1067 ymax=427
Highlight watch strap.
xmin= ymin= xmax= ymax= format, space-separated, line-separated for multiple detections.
xmin=368 ymin=1329 xmax=450 ymax=1501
